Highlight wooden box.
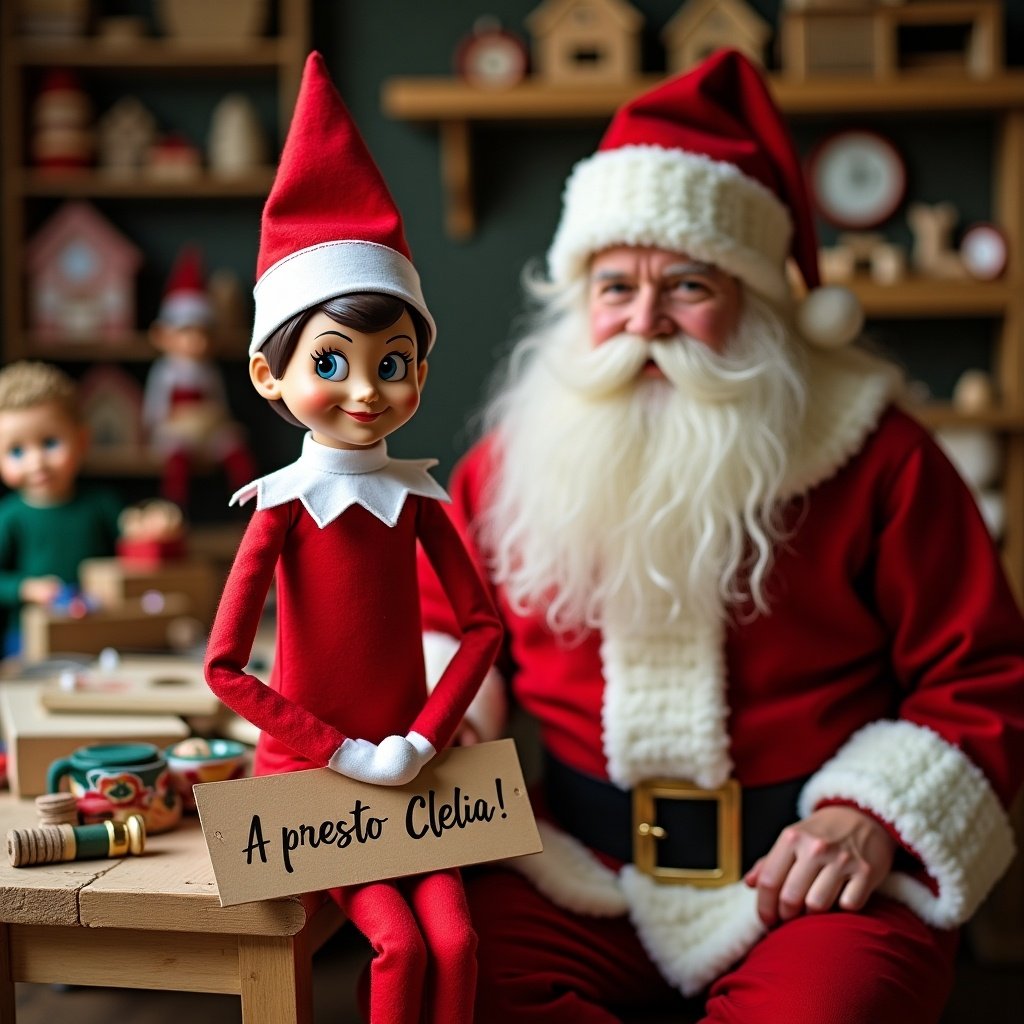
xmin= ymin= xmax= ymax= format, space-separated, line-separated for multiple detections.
xmin=20 ymin=592 xmax=194 ymax=661
xmin=0 ymin=682 xmax=189 ymax=797
xmin=37 ymin=654 xmax=221 ymax=717
xmin=80 ymin=555 xmax=220 ymax=625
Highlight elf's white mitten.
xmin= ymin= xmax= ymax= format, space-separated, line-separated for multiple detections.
xmin=329 ymin=732 xmax=435 ymax=786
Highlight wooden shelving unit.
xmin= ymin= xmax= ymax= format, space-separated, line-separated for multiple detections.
xmin=381 ymin=70 xmax=1024 ymax=600
xmin=0 ymin=0 xmax=309 ymax=480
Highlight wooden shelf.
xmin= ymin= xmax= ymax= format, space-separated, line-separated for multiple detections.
xmin=82 ymin=449 xmax=164 ymax=476
xmin=9 ymin=38 xmax=289 ymax=70
xmin=381 ymin=71 xmax=1024 ymax=239
xmin=845 ymin=277 xmax=1015 ymax=317
xmin=13 ymin=334 xmax=154 ymax=362
xmin=908 ymin=403 xmax=1024 ymax=431
xmin=382 ymin=71 xmax=1024 ymax=123
xmin=17 ymin=168 xmax=275 ymax=199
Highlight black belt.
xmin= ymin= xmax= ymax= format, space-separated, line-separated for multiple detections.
xmin=544 ymin=751 xmax=807 ymax=884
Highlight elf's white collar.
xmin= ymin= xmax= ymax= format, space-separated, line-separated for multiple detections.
xmin=230 ymin=433 xmax=449 ymax=529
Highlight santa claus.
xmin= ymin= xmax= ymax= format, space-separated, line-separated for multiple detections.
xmin=418 ymin=50 xmax=1024 ymax=1022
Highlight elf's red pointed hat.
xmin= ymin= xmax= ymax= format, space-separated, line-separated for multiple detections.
xmin=156 ymin=245 xmax=212 ymax=329
xmin=547 ymin=49 xmax=861 ymax=347
xmin=250 ymin=51 xmax=435 ymax=356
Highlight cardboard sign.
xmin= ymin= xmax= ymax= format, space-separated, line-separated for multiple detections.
xmin=194 ymin=739 xmax=542 ymax=907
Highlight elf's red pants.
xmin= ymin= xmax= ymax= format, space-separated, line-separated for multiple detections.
xmin=331 ymin=868 xmax=476 ymax=1024
xmin=468 ymin=868 xmax=958 ymax=1024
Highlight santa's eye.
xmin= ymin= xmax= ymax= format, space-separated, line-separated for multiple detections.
xmin=312 ymin=350 xmax=349 ymax=381
xmin=378 ymin=353 xmax=411 ymax=382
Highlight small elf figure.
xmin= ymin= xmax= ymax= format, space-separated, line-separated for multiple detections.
xmin=143 ymin=245 xmax=257 ymax=510
xmin=204 ymin=54 xmax=502 ymax=1024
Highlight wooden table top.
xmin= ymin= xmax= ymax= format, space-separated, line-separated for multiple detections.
xmin=0 ymin=795 xmax=311 ymax=936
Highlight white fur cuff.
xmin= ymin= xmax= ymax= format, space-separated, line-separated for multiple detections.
xmin=799 ymin=719 xmax=1016 ymax=928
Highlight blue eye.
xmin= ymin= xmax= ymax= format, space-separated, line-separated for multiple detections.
xmin=313 ymin=350 xmax=349 ymax=381
xmin=43 ymin=437 xmax=61 ymax=451
xmin=378 ymin=353 xmax=410 ymax=382
xmin=8 ymin=446 xmax=23 ymax=459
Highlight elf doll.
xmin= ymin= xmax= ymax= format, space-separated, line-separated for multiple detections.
xmin=203 ymin=54 xmax=502 ymax=1024
xmin=144 ymin=245 xmax=257 ymax=510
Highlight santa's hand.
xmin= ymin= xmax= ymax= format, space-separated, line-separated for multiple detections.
xmin=328 ymin=734 xmax=432 ymax=786
xmin=744 ymin=805 xmax=896 ymax=928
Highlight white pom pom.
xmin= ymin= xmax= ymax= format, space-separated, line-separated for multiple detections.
xmin=797 ymin=286 xmax=864 ymax=348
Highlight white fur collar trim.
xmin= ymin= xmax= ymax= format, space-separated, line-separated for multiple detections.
xmin=783 ymin=345 xmax=902 ymax=498
xmin=230 ymin=434 xmax=449 ymax=528
xmin=599 ymin=347 xmax=902 ymax=787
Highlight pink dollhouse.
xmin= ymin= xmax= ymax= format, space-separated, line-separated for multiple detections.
xmin=27 ymin=201 xmax=142 ymax=343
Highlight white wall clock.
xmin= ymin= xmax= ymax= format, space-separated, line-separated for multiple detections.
xmin=808 ymin=130 xmax=907 ymax=229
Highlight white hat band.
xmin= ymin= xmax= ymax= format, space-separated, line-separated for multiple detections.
xmin=250 ymin=239 xmax=436 ymax=356
xmin=548 ymin=145 xmax=794 ymax=301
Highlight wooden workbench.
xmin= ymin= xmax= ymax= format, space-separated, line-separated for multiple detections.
xmin=0 ymin=797 xmax=345 ymax=1024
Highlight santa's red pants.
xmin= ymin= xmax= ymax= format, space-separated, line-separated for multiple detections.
xmin=330 ymin=868 xmax=476 ymax=1024
xmin=468 ymin=868 xmax=959 ymax=1023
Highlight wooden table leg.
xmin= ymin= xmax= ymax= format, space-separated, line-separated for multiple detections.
xmin=238 ymin=932 xmax=312 ymax=1024
xmin=0 ymin=923 xmax=16 ymax=1024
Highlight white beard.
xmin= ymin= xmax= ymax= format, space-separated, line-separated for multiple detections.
xmin=478 ymin=292 xmax=809 ymax=636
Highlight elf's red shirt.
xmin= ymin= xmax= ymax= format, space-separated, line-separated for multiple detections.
xmin=207 ymin=493 xmax=502 ymax=777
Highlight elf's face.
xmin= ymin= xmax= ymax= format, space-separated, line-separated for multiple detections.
xmin=253 ymin=309 xmax=428 ymax=450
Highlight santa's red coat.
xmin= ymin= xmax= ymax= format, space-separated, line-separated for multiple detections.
xmin=419 ymin=406 xmax=1024 ymax=952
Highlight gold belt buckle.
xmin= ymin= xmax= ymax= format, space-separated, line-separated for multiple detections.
xmin=632 ymin=778 xmax=741 ymax=886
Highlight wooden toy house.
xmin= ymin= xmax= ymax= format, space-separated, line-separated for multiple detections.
xmin=27 ymin=200 xmax=141 ymax=343
xmin=527 ymin=0 xmax=643 ymax=84
xmin=662 ymin=0 xmax=771 ymax=74
xmin=78 ymin=364 xmax=146 ymax=457
xmin=780 ymin=0 xmax=1003 ymax=80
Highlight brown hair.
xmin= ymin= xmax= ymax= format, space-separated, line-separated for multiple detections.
xmin=259 ymin=293 xmax=430 ymax=428
xmin=0 ymin=361 xmax=80 ymax=422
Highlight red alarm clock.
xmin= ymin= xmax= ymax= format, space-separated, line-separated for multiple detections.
xmin=455 ymin=17 xmax=528 ymax=90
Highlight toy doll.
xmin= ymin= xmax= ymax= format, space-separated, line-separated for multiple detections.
xmin=203 ymin=53 xmax=502 ymax=1024
xmin=143 ymin=245 xmax=257 ymax=510
xmin=0 ymin=361 xmax=121 ymax=655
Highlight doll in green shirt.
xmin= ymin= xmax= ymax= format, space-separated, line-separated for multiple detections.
xmin=0 ymin=361 xmax=122 ymax=654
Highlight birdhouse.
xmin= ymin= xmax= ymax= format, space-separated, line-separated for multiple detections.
xmin=27 ymin=201 xmax=142 ymax=343
xmin=527 ymin=0 xmax=644 ymax=84
xmin=78 ymin=364 xmax=145 ymax=455
xmin=662 ymin=0 xmax=772 ymax=74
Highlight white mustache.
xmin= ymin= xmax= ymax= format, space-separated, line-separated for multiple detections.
xmin=545 ymin=333 xmax=776 ymax=403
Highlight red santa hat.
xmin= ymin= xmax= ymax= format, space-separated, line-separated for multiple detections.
xmin=250 ymin=51 xmax=435 ymax=357
xmin=547 ymin=49 xmax=861 ymax=347
xmin=156 ymin=245 xmax=212 ymax=329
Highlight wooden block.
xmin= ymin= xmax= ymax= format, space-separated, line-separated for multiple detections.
xmin=0 ymin=683 xmax=188 ymax=797
xmin=20 ymin=593 xmax=194 ymax=661
xmin=79 ymin=556 xmax=220 ymax=624
xmin=37 ymin=654 xmax=220 ymax=717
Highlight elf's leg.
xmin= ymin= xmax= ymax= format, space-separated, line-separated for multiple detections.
xmin=703 ymin=894 xmax=959 ymax=1024
xmin=160 ymin=448 xmax=191 ymax=509
xmin=331 ymin=881 xmax=426 ymax=1024
xmin=407 ymin=868 xmax=477 ymax=1024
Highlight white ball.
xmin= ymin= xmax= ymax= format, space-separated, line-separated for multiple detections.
xmin=797 ymin=286 xmax=864 ymax=348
